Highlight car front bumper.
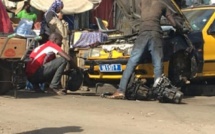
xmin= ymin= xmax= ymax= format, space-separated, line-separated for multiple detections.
xmin=84 ymin=59 xmax=170 ymax=79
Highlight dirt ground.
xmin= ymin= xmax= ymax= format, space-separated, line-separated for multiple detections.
xmin=1 ymin=89 xmax=215 ymax=134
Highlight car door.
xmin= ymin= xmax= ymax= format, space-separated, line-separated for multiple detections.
xmin=202 ymin=11 xmax=215 ymax=75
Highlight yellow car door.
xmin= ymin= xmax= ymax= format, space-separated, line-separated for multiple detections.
xmin=202 ymin=12 xmax=215 ymax=76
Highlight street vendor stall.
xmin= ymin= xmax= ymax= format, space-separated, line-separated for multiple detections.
xmin=0 ymin=0 xmax=102 ymax=96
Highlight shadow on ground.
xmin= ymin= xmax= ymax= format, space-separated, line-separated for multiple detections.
xmin=17 ymin=126 xmax=83 ymax=134
xmin=2 ymin=88 xmax=99 ymax=99
xmin=3 ymin=88 xmax=196 ymax=105
xmin=4 ymin=89 xmax=58 ymax=99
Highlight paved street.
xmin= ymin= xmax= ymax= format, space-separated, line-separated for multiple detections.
xmin=0 ymin=89 xmax=215 ymax=134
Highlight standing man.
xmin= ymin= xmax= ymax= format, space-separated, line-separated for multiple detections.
xmin=25 ymin=32 xmax=78 ymax=95
xmin=109 ymin=0 xmax=183 ymax=99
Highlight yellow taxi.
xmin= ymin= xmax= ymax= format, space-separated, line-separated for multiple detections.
xmin=81 ymin=2 xmax=215 ymax=87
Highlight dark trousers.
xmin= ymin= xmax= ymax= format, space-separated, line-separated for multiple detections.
xmin=28 ymin=57 xmax=67 ymax=89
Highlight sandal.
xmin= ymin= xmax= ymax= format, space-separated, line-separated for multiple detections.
xmin=105 ymin=91 xmax=125 ymax=99
xmin=51 ymin=88 xmax=67 ymax=95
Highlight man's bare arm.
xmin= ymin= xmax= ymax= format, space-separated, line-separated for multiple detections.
xmin=58 ymin=51 xmax=78 ymax=69
xmin=165 ymin=9 xmax=183 ymax=30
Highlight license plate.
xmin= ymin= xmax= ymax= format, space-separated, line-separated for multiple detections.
xmin=99 ymin=64 xmax=122 ymax=72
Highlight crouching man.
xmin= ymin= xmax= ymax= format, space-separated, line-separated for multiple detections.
xmin=25 ymin=32 xmax=78 ymax=95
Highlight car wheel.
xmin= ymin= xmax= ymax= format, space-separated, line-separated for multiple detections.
xmin=66 ymin=68 xmax=84 ymax=91
xmin=168 ymin=50 xmax=191 ymax=87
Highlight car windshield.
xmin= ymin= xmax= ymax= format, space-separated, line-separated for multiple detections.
xmin=182 ymin=9 xmax=214 ymax=31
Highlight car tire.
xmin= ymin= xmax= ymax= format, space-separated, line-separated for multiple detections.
xmin=168 ymin=50 xmax=191 ymax=87
xmin=66 ymin=68 xmax=84 ymax=91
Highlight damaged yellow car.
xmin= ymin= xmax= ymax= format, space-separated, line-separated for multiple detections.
xmin=76 ymin=1 xmax=215 ymax=89
xmin=75 ymin=0 xmax=197 ymax=87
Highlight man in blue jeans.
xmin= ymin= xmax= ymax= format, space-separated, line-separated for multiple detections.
xmin=109 ymin=0 xmax=183 ymax=99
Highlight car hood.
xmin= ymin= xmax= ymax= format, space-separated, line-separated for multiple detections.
xmin=115 ymin=0 xmax=192 ymax=33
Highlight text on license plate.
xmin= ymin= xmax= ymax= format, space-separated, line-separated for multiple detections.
xmin=99 ymin=64 xmax=122 ymax=72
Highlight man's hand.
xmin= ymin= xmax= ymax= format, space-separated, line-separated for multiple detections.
xmin=70 ymin=60 xmax=79 ymax=70
xmin=166 ymin=13 xmax=184 ymax=32
xmin=57 ymin=12 xmax=63 ymax=20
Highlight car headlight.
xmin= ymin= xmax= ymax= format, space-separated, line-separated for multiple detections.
xmin=89 ymin=47 xmax=102 ymax=57
xmin=123 ymin=47 xmax=133 ymax=56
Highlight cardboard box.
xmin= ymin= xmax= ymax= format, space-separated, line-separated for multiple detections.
xmin=0 ymin=37 xmax=26 ymax=58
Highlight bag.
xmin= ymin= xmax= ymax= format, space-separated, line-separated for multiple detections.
xmin=15 ymin=19 xmax=34 ymax=36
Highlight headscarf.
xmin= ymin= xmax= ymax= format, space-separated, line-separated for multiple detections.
xmin=48 ymin=0 xmax=64 ymax=13
xmin=40 ymin=0 xmax=63 ymax=35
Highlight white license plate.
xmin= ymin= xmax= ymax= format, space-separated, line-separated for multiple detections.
xmin=99 ymin=64 xmax=122 ymax=72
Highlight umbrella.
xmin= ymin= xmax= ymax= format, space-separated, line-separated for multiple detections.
xmin=30 ymin=0 xmax=101 ymax=14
